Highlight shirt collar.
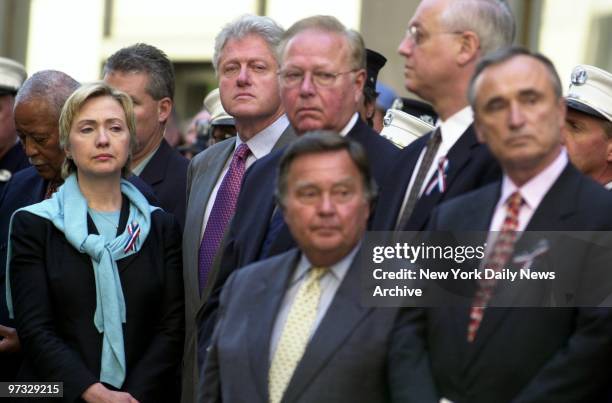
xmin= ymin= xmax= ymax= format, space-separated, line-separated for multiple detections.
xmin=235 ymin=114 xmax=289 ymax=160
xmin=499 ymin=149 xmax=568 ymax=210
xmin=131 ymin=143 xmax=161 ymax=175
xmin=437 ymin=106 xmax=473 ymax=145
xmin=294 ymin=242 xmax=361 ymax=283
xmin=339 ymin=113 xmax=359 ymax=136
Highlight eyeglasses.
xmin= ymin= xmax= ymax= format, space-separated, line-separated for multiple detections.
xmin=403 ymin=25 xmax=463 ymax=46
xmin=278 ymin=69 xmax=358 ymax=88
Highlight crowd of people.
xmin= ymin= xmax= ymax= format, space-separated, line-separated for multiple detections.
xmin=1 ymin=0 xmax=612 ymax=402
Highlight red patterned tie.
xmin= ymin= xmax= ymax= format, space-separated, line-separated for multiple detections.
xmin=467 ymin=191 xmax=523 ymax=342
xmin=198 ymin=143 xmax=250 ymax=293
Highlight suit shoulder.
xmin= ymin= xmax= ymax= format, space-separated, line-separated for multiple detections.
xmin=6 ymin=167 xmax=42 ymax=190
xmin=439 ymin=182 xmax=497 ymax=214
xmin=11 ymin=209 xmax=51 ymax=234
xmin=151 ymin=208 xmax=181 ymax=232
xmin=243 ymin=148 xmax=284 ymax=185
xmin=575 ymin=170 xmax=612 ymax=210
xmin=190 ymin=138 xmax=234 ymax=169
xmin=231 ymin=249 xmax=299 ymax=284
xmin=155 ymin=139 xmax=189 ymax=170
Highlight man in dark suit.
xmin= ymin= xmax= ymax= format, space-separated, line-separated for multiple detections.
xmin=201 ymin=132 xmax=434 ymax=403
xmin=372 ymin=0 xmax=516 ymax=232
xmin=0 ymin=70 xmax=158 ymax=382
xmin=410 ymin=47 xmax=612 ymax=402
xmin=104 ymin=43 xmax=189 ymax=228
xmin=198 ymin=15 xmax=399 ymax=356
xmin=181 ymin=15 xmax=296 ymax=403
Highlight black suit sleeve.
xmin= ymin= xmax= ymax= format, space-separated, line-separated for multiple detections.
xmin=122 ymin=213 xmax=185 ymax=401
xmin=511 ymin=307 xmax=612 ymax=402
xmin=9 ymin=211 xmax=98 ymax=402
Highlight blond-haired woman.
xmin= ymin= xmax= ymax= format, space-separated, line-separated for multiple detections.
xmin=7 ymin=82 xmax=183 ymax=403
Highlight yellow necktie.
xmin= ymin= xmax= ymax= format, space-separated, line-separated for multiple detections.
xmin=268 ymin=266 xmax=327 ymax=403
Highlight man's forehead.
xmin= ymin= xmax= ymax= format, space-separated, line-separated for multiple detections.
xmin=410 ymin=0 xmax=448 ymax=27
xmin=476 ymin=57 xmax=552 ymax=98
xmin=283 ymin=29 xmax=348 ymax=60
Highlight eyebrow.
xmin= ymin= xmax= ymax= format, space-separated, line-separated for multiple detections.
xmin=76 ymin=117 xmax=125 ymax=125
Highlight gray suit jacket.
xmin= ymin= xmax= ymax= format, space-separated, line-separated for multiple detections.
xmin=181 ymin=126 xmax=295 ymax=403
xmin=200 ymin=248 xmax=436 ymax=403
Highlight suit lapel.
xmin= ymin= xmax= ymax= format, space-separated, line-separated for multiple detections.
xmin=408 ymin=125 xmax=479 ymax=230
xmin=187 ymin=141 xmax=235 ymax=305
xmin=373 ymin=134 xmax=429 ymax=230
xmin=468 ymin=167 xmax=578 ymax=360
xmin=524 ymin=164 xmax=578 ymax=232
xmin=247 ymin=250 xmax=300 ymax=400
xmin=139 ymin=139 xmax=170 ymax=186
xmin=114 ymin=196 xmax=140 ymax=272
xmin=281 ymin=250 xmax=372 ymax=403
xmin=272 ymin=125 xmax=297 ymax=151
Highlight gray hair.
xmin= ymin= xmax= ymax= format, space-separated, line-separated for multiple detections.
xmin=279 ymin=15 xmax=366 ymax=71
xmin=276 ymin=131 xmax=377 ymax=208
xmin=467 ymin=46 xmax=563 ymax=108
xmin=213 ymin=14 xmax=284 ymax=73
xmin=440 ymin=0 xmax=515 ymax=56
xmin=103 ymin=43 xmax=175 ymax=101
xmin=14 ymin=70 xmax=80 ymax=119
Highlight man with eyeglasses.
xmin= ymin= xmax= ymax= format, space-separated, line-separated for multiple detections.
xmin=181 ymin=15 xmax=296 ymax=403
xmin=197 ymin=15 xmax=398 ymax=364
xmin=372 ymin=0 xmax=515 ymax=232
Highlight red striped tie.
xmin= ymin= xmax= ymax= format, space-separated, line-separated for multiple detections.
xmin=467 ymin=191 xmax=523 ymax=342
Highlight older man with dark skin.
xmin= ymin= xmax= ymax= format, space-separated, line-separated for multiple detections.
xmin=197 ymin=15 xmax=399 ymax=363
xmin=372 ymin=0 xmax=514 ymax=232
xmin=409 ymin=47 xmax=612 ymax=403
xmin=0 ymin=70 xmax=156 ymax=382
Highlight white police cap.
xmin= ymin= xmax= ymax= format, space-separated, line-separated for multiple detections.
xmin=567 ymin=64 xmax=612 ymax=123
xmin=204 ymin=88 xmax=235 ymax=126
xmin=0 ymin=57 xmax=26 ymax=95
xmin=380 ymin=108 xmax=434 ymax=149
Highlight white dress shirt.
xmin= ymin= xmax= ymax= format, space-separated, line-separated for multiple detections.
xmin=268 ymin=245 xmax=360 ymax=362
xmin=489 ymin=150 xmax=568 ymax=232
xmin=201 ymin=114 xmax=289 ymax=236
xmin=397 ymin=106 xmax=473 ymax=226
xmin=339 ymin=113 xmax=359 ymax=136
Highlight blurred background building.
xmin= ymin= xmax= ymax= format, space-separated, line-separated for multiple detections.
xmin=0 ymin=0 xmax=610 ymax=129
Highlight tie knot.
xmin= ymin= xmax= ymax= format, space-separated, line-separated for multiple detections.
xmin=234 ymin=143 xmax=251 ymax=161
xmin=429 ymin=127 xmax=442 ymax=145
xmin=309 ymin=266 xmax=327 ymax=281
xmin=506 ymin=191 xmax=523 ymax=210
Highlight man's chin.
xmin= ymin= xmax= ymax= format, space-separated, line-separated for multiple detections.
xmin=295 ymin=120 xmax=324 ymax=135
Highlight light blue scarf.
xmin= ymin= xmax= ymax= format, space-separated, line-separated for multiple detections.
xmin=6 ymin=173 xmax=157 ymax=388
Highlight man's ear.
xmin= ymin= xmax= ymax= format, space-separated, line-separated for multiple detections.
xmin=474 ymin=115 xmax=487 ymax=144
xmin=158 ymin=97 xmax=173 ymax=124
xmin=456 ymin=31 xmax=480 ymax=66
xmin=353 ymin=69 xmax=367 ymax=103
xmin=606 ymin=136 xmax=612 ymax=163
